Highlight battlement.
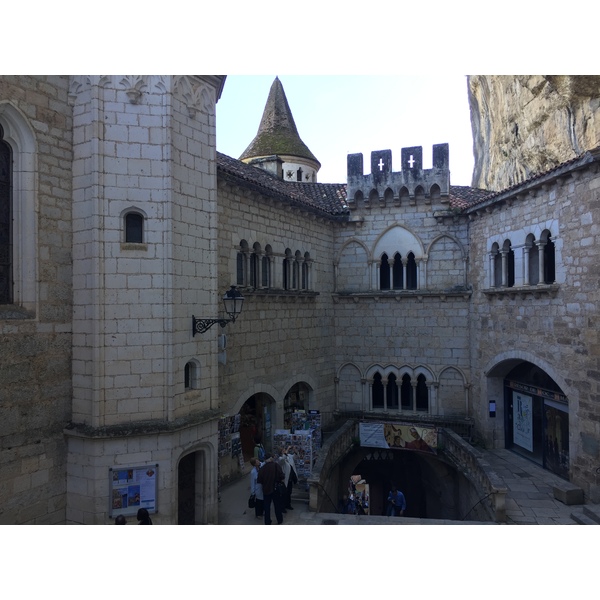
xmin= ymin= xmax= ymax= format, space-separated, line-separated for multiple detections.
xmin=346 ymin=144 xmax=450 ymax=209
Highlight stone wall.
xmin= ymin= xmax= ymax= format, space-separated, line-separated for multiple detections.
xmin=467 ymin=162 xmax=600 ymax=499
xmin=216 ymin=178 xmax=337 ymax=426
xmin=333 ymin=197 xmax=471 ymax=418
xmin=0 ymin=76 xmax=73 ymax=523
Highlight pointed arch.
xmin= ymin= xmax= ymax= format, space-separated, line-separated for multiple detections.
xmin=0 ymin=102 xmax=37 ymax=311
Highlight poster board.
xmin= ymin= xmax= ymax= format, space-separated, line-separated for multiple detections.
xmin=359 ymin=422 xmax=438 ymax=453
xmin=273 ymin=429 xmax=314 ymax=479
xmin=109 ymin=464 xmax=158 ymax=517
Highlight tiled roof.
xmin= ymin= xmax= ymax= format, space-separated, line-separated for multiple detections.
xmin=239 ymin=77 xmax=320 ymax=166
xmin=217 ymin=152 xmax=348 ymax=217
xmin=447 ymin=185 xmax=491 ymax=209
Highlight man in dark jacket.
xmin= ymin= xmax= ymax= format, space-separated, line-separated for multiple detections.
xmin=257 ymin=453 xmax=285 ymax=525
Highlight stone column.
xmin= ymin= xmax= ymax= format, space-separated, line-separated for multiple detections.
xmin=536 ymin=241 xmax=546 ymax=284
xmin=361 ymin=378 xmax=367 ymax=413
xmin=488 ymin=252 xmax=495 ymax=288
xmin=501 ymin=250 xmax=508 ymax=287
xmin=523 ymin=246 xmax=530 ymax=285
xmin=388 ymin=258 xmax=396 ymax=289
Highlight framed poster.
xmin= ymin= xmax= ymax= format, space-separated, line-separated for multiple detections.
xmin=513 ymin=391 xmax=533 ymax=452
xmin=109 ymin=464 xmax=158 ymax=517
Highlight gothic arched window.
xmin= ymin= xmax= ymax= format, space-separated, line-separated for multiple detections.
xmin=0 ymin=125 xmax=12 ymax=304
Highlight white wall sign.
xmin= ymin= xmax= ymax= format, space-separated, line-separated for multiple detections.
xmin=513 ymin=392 xmax=533 ymax=452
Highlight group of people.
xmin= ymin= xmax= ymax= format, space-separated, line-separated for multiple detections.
xmin=114 ymin=508 xmax=153 ymax=525
xmin=249 ymin=438 xmax=298 ymax=525
xmin=337 ymin=484 xmax=407 ymax=517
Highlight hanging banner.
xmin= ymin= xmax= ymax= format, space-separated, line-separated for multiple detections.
xmin=513 ymin=391 xmax=533 ymax=452
xmin=359 ymin=422 xmax=437 ymax=453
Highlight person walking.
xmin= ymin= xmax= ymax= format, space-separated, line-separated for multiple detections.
xmin=257 ymin=453 xmax=285 ymax=525
xmin=386 ymin=485 xmax=406 ymax=517
xmin=249 ymin=457 xmax=264 ymax=519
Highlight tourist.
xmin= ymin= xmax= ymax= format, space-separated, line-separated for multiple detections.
xmin=137 ymin=508 xmax=153 ymax=524
xmin=386 ymin=485 xmax=406 ymax=517
xmin=249 ymin=457 xmax=264 ymax=519
xmin=257 ymin=453 xmax=285 ymax=525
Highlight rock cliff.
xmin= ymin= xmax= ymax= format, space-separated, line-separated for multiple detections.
xmin=468 ymin=75 xmax=600 ymax=191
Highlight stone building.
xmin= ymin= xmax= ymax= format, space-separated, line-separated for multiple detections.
xmin=1 ymin=75 xmax=599 ymax=524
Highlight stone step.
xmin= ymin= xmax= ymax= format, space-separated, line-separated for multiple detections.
xmin=570 ymin=508 xmax=600 ymax=525
xmin=583 ymin=504 xmax=600 ymax=523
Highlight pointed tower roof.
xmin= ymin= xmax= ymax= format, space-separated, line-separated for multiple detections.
xmin=239 ymin=77 xmax=320 ymax=167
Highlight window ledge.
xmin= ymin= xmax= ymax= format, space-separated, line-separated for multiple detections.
xmin=120 ymin=243 xmax=148 ymax=251
xmin=483 ymin=283 xmax=560 ymax=299
xmin=0 ymin=304 xmax=35 ymax=319
xmin=239 ymin=288 xmax=319 ymax=298
xmin=333 ymin=288 xmax=472 ymax=302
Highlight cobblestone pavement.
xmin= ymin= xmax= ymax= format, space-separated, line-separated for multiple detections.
xmin=218 ymin=448 xmax=593 ymax=525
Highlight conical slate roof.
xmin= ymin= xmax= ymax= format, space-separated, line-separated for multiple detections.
xmin=239 ymin=77 xmax=320 ymax=167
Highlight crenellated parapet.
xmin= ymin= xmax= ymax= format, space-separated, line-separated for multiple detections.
xmin=346 ymin=144 xmax=450 ymax=209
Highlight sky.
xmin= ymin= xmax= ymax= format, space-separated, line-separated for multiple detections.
xmin=216 ymin=75 xmax=476 ymax=187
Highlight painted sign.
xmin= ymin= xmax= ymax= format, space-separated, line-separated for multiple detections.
xmin=359 ymin=422 xmax=437 ymax=453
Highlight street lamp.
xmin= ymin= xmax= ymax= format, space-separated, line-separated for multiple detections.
xmin=192 ymin=286 xmax=245 ymax=336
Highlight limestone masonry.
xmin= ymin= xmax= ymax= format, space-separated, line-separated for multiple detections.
xmin=1 ymin=75 xmax=599 ymax=523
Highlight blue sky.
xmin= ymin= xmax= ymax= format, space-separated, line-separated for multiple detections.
xmin=217 ymin=75 xmax=476 ymax=187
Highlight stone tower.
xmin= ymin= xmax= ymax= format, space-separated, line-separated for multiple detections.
xmin=239 ymin=77 xmax=321 ymax=182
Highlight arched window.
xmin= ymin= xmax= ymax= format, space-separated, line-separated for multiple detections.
xmin=261 ymin=254 xmax=271 ymax=288
xmin=302 ymin=261 xmax=309 ymax=290
xmin=237 ymin=240 xmax=249 ymax=286
xmin=0 ymin=125 xmax=12 ymax=304
xmin=387 ymin=373 xmax=399 ymax=410
xmin=392 ymin=252 xmax=403 ymax=290
xmin=416 ymin=374 xmax=428 ymax=412
xmin=528 ymin=235 xmax=539 ymax=285
xmin=124 ymin=211 xmax=144 ymax=243
xmin=503 ymin=239 xmax=515 ymax=287
xmin=372 ymin=373 xmax=384 ymax=409
xmin=406 ymin=252 xmax=417 ymax=290
xmin=380 ymin=253 xmax=390 ymax=290
xmin=293 ymin=251 xmax=301 ymax=289
xmin=401 ymin=374 xmax=412 ymax=410
xmin=542 ymin=230 xmax=555 ymax=284
xmin=492 ymin=242 xmax=502 ymax=287
xmin=184 ymin=361 xmax=197 ymax=390
xmin=283 ymin=249 xmax=292 ymax=290
xmin=296 ymin=167 xmax=303 ymax=182
xmin=0 ymin=105 xmax=36 ymax=312
xmin=249 ymin=253 xmax=259 ymax=288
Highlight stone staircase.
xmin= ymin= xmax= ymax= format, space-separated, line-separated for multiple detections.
xmin=570 ymin=504 xmax=600 ymax=525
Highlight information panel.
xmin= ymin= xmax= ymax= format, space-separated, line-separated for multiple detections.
xmin=513 ymin=391 xmax=533 ymax=452
xmin=109 ymin=465 xmax=158 ymax=518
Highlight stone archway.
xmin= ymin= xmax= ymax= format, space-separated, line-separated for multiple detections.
xmin=177 ymin=444 xmax=215 ymax=525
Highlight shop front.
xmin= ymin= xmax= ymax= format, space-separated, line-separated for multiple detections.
xmin=504 ymin=364 xmax=569 ymax=480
